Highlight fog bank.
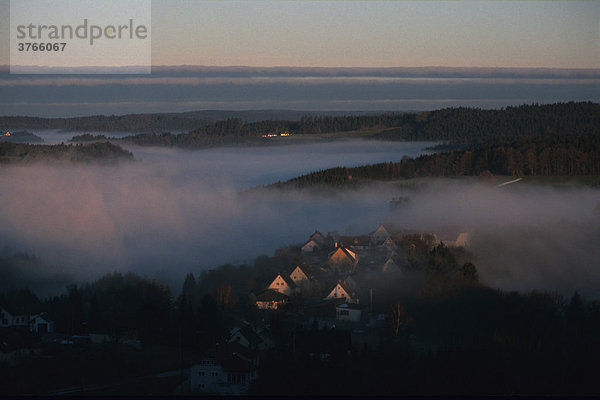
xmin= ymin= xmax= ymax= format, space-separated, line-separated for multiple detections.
xmin=0 ymin=141 xmax=599 ymax=298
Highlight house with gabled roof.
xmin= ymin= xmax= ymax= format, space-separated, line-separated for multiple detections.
xmin=255 ymin=290 xmax=289 ymax=310
xmin=190 ymin=344 xmax=258 ymax=395
xmin=229 ymin=324 xmax=264 ymax=352
xmin=301 ymin=239 xmax=319 ymax=253
xmin=290 ymin=265 xmax=310 ymax=284
xmin=324 ymin=281 xmax=359 ymax=304
xmin=310 ymin=231 xmax=327 ymax=245
xmin=328 ymin=246 xmax=358 ymax=272
xmin=289 ymin=265 xmax=316 ymax=294
xmin=370 ymin=224 xmax=394 ymax=246
xmin=342 ymin=275 xmax=358 ymax=292
xmin=267 ymin=273 xmax=296 ymax=296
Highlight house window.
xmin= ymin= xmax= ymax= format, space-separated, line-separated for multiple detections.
xmin=339 ymin=310 xmax=349 ymax=316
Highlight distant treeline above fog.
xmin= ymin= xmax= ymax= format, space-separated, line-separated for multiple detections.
xmin=0 ymin=110 xmax=379 ymax=133
xmin=0 ymin=142 xmax=133 ymax=164
xmin=2 ymin=102 xmax=598 ymax=143
xmin=118 ymin=101 xmax=599 ymax=148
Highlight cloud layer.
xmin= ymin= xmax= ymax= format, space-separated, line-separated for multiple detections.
xmin=1 ymin=66 xmax=598 ymax=116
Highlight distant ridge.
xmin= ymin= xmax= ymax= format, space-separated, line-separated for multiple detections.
xmin=0 ymin=110 xmax=394 ymax=133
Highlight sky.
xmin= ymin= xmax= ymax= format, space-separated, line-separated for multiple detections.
xmin=0 ymin=0 xmax=598 ymax=115
xmin=0 ymin=0 xmax=598 ymax=68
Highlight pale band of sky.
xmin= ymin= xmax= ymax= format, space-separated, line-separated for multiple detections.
xmin=0 ymin=0 xmax=598 ymax=69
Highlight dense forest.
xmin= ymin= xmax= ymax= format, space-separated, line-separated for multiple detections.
xmin=1 ymin=243 xmax=599 ymax=395
xmin=0 ymin=142 xmax=133 ymax=164
xmin=4 ymin=102 xmax=597 ymax=148
xmin=117 ymin=102 xmax=599 ymax=148
xmin=270 ymin=134 xmax=600 ymax=189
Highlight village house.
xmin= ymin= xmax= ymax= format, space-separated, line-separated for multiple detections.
xmin=370 ymin=224 xmax=394 ymax=246
xmin=0 ymin=307 xmax=54 ymax=333
xmin=229 ymin=324 xmax=265 ymax=353
xmin=339 ymin=235 xmax=371 ymax=251
xmin=267 ymin=273 xmax=296 ymax=296
xmin=189 ymin=345 xmax=258 ymax=395
xmin=301 ymin=239 xmax=320 ymax=253
xmin=328 ymin=246 xmax=359 ymax=272
xmin=324 ymin=280 xmax=359 ymax=304
xmin=301 ymin=230 xmax=330 ymax=253
xmin=255 ymin=290 xmax=289 ymax=310
xmin=28 ymin=313 xmax=53 ymax=334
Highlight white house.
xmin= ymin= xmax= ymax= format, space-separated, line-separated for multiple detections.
xmin=29 ymin=313 xmax=54 ymax=333
xmin=190 ymin=349 xmax=257 ymax=395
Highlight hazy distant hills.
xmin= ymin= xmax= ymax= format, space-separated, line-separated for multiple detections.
xmin=0 ymin=110 xmax=386 ymax=133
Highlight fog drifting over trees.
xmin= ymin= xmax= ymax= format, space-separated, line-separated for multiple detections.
xmin=0 ymin=140 xmax=598 ymax=298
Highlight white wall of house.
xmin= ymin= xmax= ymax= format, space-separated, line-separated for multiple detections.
xmin=29 ymin=315 xmax=54 ymax=333
xmin=336 ymin=305 xmax=362 ymax=322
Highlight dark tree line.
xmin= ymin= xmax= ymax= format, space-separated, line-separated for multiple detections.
xmin=0 ymin=141 xmax=133 ymax=164
xmin=272 ymin=134 xmax=600 ymax=189
xmin=118 ymin=102 xmax=599 ymax=148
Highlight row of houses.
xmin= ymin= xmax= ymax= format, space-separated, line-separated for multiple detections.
xmin=0 ymin=307 xmax=54 ymax=334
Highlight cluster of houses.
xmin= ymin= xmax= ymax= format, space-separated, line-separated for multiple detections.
xmin=254 ymin=224 xmax=470 ymax=323
xmin=261 ymin=131 xmax=291 ymax=138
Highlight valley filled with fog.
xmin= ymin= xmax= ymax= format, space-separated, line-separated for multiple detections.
xmin=1 ymin=138 xmax=599 ymax=298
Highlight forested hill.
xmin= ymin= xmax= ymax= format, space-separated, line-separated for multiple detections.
xmin=118 ymin=102 xmax=599 ymax=148
xmin=0 ymin=142 xmax=133 ymax=164
xmin=271 ymin=134 xmax=600 ymax=189
xmin=374 ymin=101 xmax=600 ymax=143
xmin=0 ymin=110 xmax=380 ymax=133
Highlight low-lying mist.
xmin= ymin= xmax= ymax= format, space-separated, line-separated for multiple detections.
xmin=0 ymin=140 xmax=598 ymax=298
